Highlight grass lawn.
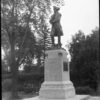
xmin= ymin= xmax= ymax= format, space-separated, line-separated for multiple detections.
xmin=2 ymin=91 xmax=100 ymax=100
xmin=2 ymin=91 xmax=38 ymax=100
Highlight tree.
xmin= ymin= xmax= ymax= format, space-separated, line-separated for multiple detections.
xmin=35 ymin=25 xmax=52 ymax=67
xmin=1 ymin=0 xmax=51 ymax=98
xmin=68 ymin=27 xmax=99 ymax=91
xmin=33 ymin=1 xmax=52 ymax=66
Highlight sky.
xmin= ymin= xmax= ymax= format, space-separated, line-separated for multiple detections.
xmin=57 ymin=0 xmax=99 ymax=48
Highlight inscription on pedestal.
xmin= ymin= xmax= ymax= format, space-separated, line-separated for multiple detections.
xmin=63 ymin=62 xmax=68 ymax=71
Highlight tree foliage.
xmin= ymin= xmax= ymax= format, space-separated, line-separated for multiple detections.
xmin=1 ymin=0 xmax=51 ymax=98
xmin=68 ymin=27 xmax=99 ymax=91
xmin=1 ymin=0 xmax=51 ymax=69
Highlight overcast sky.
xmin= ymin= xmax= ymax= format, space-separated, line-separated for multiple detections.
xmin=58 ymin=0 xmax=99 ymax=48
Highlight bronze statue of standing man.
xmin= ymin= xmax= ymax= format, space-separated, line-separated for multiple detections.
xmin=50 ymin=6 xmax=63 ymax=48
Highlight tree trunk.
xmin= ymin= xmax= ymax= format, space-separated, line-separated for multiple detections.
xmin=97 ymin=78 xmax=100 ymax=95
xmin=37 ymin=55 xmax=41 ymax=67
xmin=10 ymin=37 xmax=19 ymax=99
xmin=11 ymin=63 xmax=19 ymax=99
xmin=96 ymin=61 xmax=100 ymax=95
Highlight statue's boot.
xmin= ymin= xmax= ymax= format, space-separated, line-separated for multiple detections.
xmin=58 ymin=43 xmax=62 ymax=48
xmin=58 ymin=36 xmax=62 ymax=48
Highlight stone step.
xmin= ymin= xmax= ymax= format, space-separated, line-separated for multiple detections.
xmin=23 ymin=95 xmax=90 ymax=100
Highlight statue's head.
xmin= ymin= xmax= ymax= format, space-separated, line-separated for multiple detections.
xmin=53 ymin=6 xmax=60 ymax=12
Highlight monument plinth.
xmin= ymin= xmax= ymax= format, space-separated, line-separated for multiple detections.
xmin=39 ymin=49 xmax=76 ymax=100
xmin=39 ymin=5 xmax=90 ymax=100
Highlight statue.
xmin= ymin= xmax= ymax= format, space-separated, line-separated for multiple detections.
xmin=50 ymin=6 xmax=63 ymax=48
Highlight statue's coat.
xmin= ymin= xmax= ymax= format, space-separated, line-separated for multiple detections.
xmin=50 ymin=12 xmax=63 ymax=36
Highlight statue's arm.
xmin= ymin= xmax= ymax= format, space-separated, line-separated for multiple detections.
xmin=50 ymin=15 xmax=54 ymax=24
xmin=52 ymin=13 xmax=61 ymax=23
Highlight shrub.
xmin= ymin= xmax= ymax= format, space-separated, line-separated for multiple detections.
xmin=2 ymin=79 xmax=12 ymax=92
xmin=17 ymin=83 xmax=39 ymax=93
xmin=75 ymin=86 xmax=95 ymax=95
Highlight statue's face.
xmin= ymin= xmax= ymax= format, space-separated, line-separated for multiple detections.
xmin=54 ymin=9 xmax=57 ymax=13
xmin=54 ymin=8 xmax=58 ymax=13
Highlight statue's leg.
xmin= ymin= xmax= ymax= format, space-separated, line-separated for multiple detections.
xmin=51 ymin=35 xmax=55 ymax=46
xmin=58 ymin=35 xmax=61 ymax=47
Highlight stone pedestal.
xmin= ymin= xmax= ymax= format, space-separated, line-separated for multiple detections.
xmin=39 ymin=49 xmax=90 ymax=100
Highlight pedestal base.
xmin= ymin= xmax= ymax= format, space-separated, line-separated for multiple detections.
xmin=38 ymin=49 xmax=90 ymax=100
xmin=39 ymin=81 xmax=76 ymax=100
xmin=39 ymin=95 xmax=90 ymax=100
xmin=23 ymin=95 xmax=90 ymax=100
